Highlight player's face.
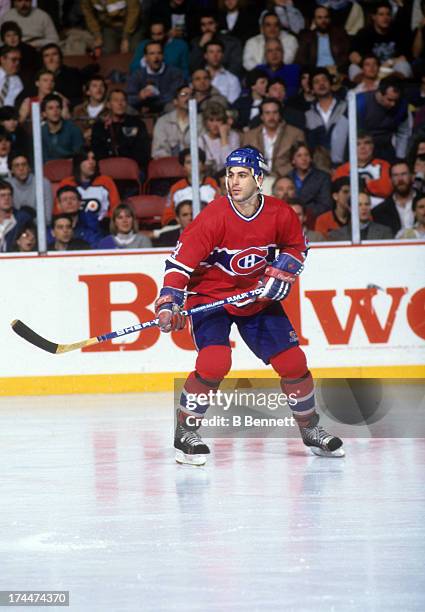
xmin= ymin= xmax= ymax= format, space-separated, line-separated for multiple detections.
xmin=415 ymin=199 xmax=425 ymax=224
xmin=358 ymin=193 xmax=371 ymax=222
xmin=357 ymin=138 xmax=374 ymax=164
xmin=226 ymin=166 xmax=259 ymax=202
xmin=115 ymin=209 xmax=133 ymax=234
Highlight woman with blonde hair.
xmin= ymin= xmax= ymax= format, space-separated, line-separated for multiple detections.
xmin=97 ymin=203 xmax=152 ymax=249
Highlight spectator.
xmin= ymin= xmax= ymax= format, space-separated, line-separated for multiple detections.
xmin=48 ymin=213 xmax=91 ymax=251
xmin=349 ymin=1 xmax=412 ymax=80
xmin=260 ymin=77 xmax=306 ymax=132
xmin=328 ymin=191 xmax=393 ymax=241
xmin=126 ymin=41 xmax=185 ymax=113
xmin=0 ymin=105 xmax=29 ymax=157
xmin=11 ymin=220 xmax=37 ymax=251
xmin=218 ymin=0 xmax=259 ymax=42
xmin=287 ymin=66 xmax=315 ymax=113
xmin=189 ymin=10 xmax=242 ymax=76
xmin=333 ymin=132 xmax=392 ymax=207
xmin=257 ymin=38 xmax=300 ymax=99
xmin=40 ymin=43 xmax=84 ymax=108
xmin=150 ymin=0 xmax=191 ymax=41
xmin=8 ymin=152 xmax=53 ymax=223
xmin=0 ymin=45 xmax=23 ymax=107
xmin=0 ymin=178 xmax=34 ymax=251
xmin=295 ymin=5 xmax=350 ymax=75
xmin=161 ymin=147 xmax=220 ymax=226
xmin=0 ymin=21 xmax=40 ymax=87
xmin=91 ymin=89 xmax=150 ymax=172
xmin=41 ymin=94 xmax=84 ymax=161
xmin=243 ymin=10 xmax=298 ymax=71
xmin=1 ymin=0 xmax=59 ymax=49
xmin=72 ymin=76 xmax=108 ymax=146
xmin=272 ymin=175 xmax=296 ymax=200
xmin=97 ymin=203 xmax=152 ymax=249
xmin=315 ymin=0 xmax=364 ymax=36
xmin=191 ymin=68 xmax=228 ymax=112
xmin=203 ymin=40 xmax=241 ymax=105
xmin=412 ymin=152 xmax=425 ymax=196
xmin=18 ymin=69 xmax=70 ymax=124
xmin=242 ymin=97 xmax=305 ymax=177
xmin=267 ymin=0 xmax=305 ymax=35
xmin=289 ymin=142 xmax=331 ymax=217
xmin=0 ymin=128 xmax=11 ymax=177
xmin=81 ymin=0 xmax=140 ymax=55
xmin=153 ymin=199 xmax=192 ymax=246
xmin=54 ymin=150 xmax=120 ymax=222
xmin=356 ymin=77 xmax=410 ymax=162
xmin=396 ymin=193 xmax=425 ymax=239
xmin=314 ymin=176 xmax=350 ymax=237
xmin=54 ymin=185 xmax=102 ymax=248
xmin=372 ymin=160 xmax=416 ymax=235
xmin=305 ymin=67 xmax=348 ymax=166
xmin=129 ymin=19 xmax=189 ymax=78
xmin=232 ymin=68 xmax=269 ymax=130
xmin=152 ymin=86 xmax=199 ymax=158
xmin=288 ymin=199 xmax=325 ymax=242
xmin=199 ymin=101 xmax=240 ymax=174
xmin=412 ymin=0 xmax=425 ymax=61
xmin=352 ymin=54 xmax=381 ymax=93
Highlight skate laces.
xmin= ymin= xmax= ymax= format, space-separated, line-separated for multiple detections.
xmin=181 ymin=430 xmax=205 ymax=446
xmin=304 ymin=425 xmax=332 ymax=446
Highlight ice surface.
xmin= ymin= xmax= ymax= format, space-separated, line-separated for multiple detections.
xmin=0 ymin=393 xmax=424 ymax=612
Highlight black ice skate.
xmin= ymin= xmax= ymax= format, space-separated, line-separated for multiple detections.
xmin=299 ymin=413 xmax=345 ymax=458
xmin=174 ymin=411 xmax=210 ymax=466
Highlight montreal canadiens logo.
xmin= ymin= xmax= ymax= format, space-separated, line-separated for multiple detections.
xmin=230 ymin=247 xmax=268 ymax=275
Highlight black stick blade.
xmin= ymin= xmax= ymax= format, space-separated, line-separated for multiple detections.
xmin=11 ymin=320 xmax=59 ymax=354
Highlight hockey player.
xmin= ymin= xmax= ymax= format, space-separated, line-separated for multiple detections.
xmin=154 ymin=146 xmax=344 ymax=465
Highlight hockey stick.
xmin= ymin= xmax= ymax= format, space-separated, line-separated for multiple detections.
xmin=11 ymin=288 xmax=263 ymax=355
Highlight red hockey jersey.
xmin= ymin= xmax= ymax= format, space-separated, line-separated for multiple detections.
xmin=163 ymin=195 xmax=308 ymax=316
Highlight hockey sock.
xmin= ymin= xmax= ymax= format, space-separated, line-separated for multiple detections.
xmin=281 ymin=371 xmax=317 ymax=427
xmin=178 ymin=371 xmax=222 ymax=430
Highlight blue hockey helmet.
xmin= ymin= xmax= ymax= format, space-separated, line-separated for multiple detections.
xmin=225 ymin=147 xmax=269 ymax=178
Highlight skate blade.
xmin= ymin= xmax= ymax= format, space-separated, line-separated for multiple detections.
xmin=175 ymin=450 xmax=207 ymax=466
xmin=310 ymin=446 xmax=345 ymax=458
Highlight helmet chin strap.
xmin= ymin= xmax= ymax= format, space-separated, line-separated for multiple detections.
xmin=226 ymin=171 xmax=263 ymax=205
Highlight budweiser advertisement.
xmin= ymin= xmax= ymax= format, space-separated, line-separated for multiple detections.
xmin=0 ymin=243 xmax=424 ymax=393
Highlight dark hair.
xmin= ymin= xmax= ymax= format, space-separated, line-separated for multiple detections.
xmin=107 ymin=88 xmax=127 ymax=102
xmin=199 ymin=10 xmax=219 ymax=24
xmin=357 ymin=130 xmax=373 ymax=142
xmin=0 ymin=105 xmax=18 ymax=121
xmin=149 ymin=18 xmax=170 ymax=31
xmin=56 ymin=185 xmax=81 ymax=201
xmin=204 ymin=39 xmax=224 ymax=53
xmin=41 ymin=43 xmax=63 ymax=60
xmin=412 ymin=193 xmax=425 ymax=212
xmin=246 ymin=68 xmax=268 ymax=89
xmin=110 ymin=202 xmax=138 ymax=234
xmin=0 ymin=44 xmax=18 ymax=57
xmin=0 ymin=126 xmax=11 ymax=142
xmin=8 ymin=151 xmax=29 ymax=171
xmin=174 ymin=84 xmax=191 ymax=99
xmin=72 ymin=150 xmax=99 ymax=183
xmin=310 ymin=67 xmax=333 ymax=87
xmin=35 ymin=68 xmax=54 ymax=82
xmin=314 ymin=4 xmax=329 ymax=15
xmin=372 ymin=1 xmax=392 ymax=14
xmin=378 ymin=76 xmax=402 ymax=96
xmin=360 ymin=53 xmax=380 ymax=68
xmin=52 ymin=213 xmax=73 ymax=228
xmin=331 ymin=177 xmax=350 ymax=195
xmin=175 ymin=199 xmax=192 ymax=217
xmin=286 ymin=198 xmax=306 ymax=211
xmin=289 ymin=141 xmax=312 ymax=163
xmin=41 ymin=93 xmax=63 ymax=111
xmin=260 ymin=97 xmax=282 ymax=115
xmin=144 ymin=40 xmax=163 ymax=54
xmin=12 ymin=221 xmax=37 ymax=251
xmin=0 ymin=21 xmax=22 ymax=40
xmin=0 ymin=178 xmax=13 ymax=194
xmin=178 ymin=147 xmax=206 ymax=165
xmin=260 ymin=11 xmax=280 ymax=27
xmin=85 ymin=75 xmax=107 ymax=93
xmin=390 ymin=159 xmax=410 ymax=175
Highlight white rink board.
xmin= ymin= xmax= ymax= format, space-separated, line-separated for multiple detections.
xmin=1 ymin=243 xmax=424 ymax=378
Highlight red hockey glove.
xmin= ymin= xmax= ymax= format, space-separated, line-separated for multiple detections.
xmin=154 ymin=287 xmax=186 ymax=333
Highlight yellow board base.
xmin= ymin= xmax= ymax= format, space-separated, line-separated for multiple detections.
xmin=0 ymin=366 xmax=424 ymax=396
